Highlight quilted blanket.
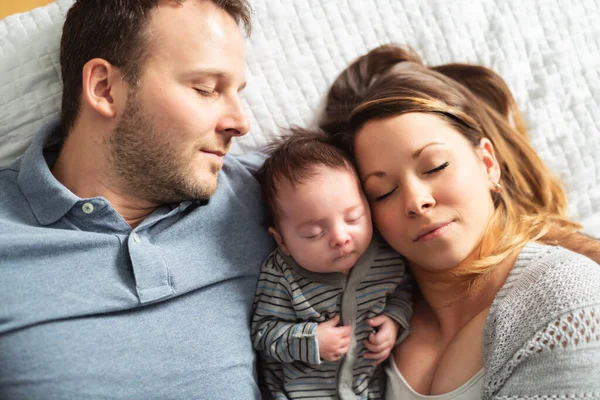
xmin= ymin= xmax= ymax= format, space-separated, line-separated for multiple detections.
xmin=0 ymin=0 xmax=599 ymax=235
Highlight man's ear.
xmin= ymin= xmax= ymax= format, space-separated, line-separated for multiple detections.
xmin=478 ymin=138 xmax=501 ymax=188
xmin=81 ymin=58 xmax=127 ymax=119
xmin=268 ymin=226 xmax=291 ymax=256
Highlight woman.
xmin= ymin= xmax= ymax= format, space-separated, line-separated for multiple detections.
xmin=319 ymin=44 xmax=600 ymax=399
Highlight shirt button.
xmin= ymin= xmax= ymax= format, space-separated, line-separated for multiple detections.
xmin=132 ymin=233 xmax=141 ymax=243
xmin=82 ymin=202 xmax=94 ymax=214
xmin=343 ymin=382 xmax=350 ymax=389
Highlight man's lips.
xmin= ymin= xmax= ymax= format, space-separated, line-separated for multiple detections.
xmin=414 ymin=221 xmax=453 ymax=242
xmin=201 ymin=149 xmax=226 ymax=157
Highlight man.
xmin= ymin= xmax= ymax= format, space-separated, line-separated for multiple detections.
xmin=0 ymin=1 xmax=273 ymax=399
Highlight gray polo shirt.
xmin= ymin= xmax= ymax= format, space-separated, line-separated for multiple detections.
xmin=0 ymin=122 xmax=274 ymax=399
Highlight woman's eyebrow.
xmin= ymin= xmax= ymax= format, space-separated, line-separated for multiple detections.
xmin=412 ymin=142 xmax=445 ymax=159
xmin=362 ymin=142 xmax=447 ymax=183
xmin=362 ymin=170 xmax=386 ymax=184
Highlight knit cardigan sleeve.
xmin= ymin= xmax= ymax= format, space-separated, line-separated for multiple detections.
xmin=483 ymin=243 xmax=600 ymax=399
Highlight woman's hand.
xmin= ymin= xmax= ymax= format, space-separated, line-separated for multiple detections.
xmin=363 ymin=314 xmax=400 ymax=365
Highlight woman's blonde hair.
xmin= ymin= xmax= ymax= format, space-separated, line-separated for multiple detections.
xmin=319 ymin=44 xmax=580 ymax=279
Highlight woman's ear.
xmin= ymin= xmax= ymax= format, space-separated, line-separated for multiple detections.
xmin=268 ymin=226 xmax=291 ymax=256
xmin=478 ymin=138 xmax=501 ymax=188
xmin=81 ymin=58 xmax=126 ymax=119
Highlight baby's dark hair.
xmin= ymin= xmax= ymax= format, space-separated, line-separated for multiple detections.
xmin=257 ymin=128 xmax=356 ymax=228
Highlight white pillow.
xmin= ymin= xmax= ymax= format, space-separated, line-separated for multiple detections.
xmin=1 ymin=0 xmax=599 ymax=235
xmin=0 ymin=0 xmax=69 ymax=167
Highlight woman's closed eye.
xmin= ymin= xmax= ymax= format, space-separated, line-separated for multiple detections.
xmin=425 ymin=162 xmax=449 ymax=174
xmin=370 ymin=162 xmax=448 ymax=202
xmin=374 ymin=187 xmax=397 ymax=202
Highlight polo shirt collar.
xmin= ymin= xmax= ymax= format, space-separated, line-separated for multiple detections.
xmin=17 ymin=121 xmax=80 ymax=226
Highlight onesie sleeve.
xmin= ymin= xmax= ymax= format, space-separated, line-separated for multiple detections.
xmin=251 ymin=252 xmax=321 ymax=365
xmin=383 ymin=272 xmax=413 ymax=345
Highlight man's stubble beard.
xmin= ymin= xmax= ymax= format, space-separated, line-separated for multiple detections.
xmin=108 ymin=90 xmax=227 ymax=204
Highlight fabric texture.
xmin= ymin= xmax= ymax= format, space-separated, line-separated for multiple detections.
xmin=252 ymin=238 xmax=412 ymax=399
xmin=0 ymin=123 xmax=275 ymax=400
xmin=0 ymin=0 xmax=599 ymax=235
xmin=483 ymin=243 xmax=600 ymax=399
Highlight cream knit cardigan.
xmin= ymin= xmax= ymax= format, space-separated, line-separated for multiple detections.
xmin=483 ymin=242 xmax=600 ymax=399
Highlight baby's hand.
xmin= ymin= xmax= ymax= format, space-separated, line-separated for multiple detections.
xmin=363 ymin=314 xmax=400 ymax=365
xmin=316 ymin=315 xmax=352 ymax=362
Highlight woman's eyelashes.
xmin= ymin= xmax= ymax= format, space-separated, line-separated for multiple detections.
xmin=375 ymin=187 xmax=397 ymax=202
xmin=425 ymin=161 xmax=449 ymax=174
xmin=372 ymin=162 xmax=449 ymax=202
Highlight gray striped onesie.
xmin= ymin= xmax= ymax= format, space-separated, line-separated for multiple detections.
xmin=251 ymin=237 xmax=412 ymax=400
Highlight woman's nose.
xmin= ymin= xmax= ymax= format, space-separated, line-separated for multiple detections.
xmin=404 ymin=181 xmax=435 ymax=217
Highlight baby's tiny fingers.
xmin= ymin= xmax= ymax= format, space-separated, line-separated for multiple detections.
xmin=363 ymin=351 xmax=376 ymax=359
xmin=363 ymin=351 xmax=384 ymax=360
xmin=336 ymin=345 xmax=350 ymax=356
xmin=365 ymin=338 xmax=389 ymax=352
xmin=363 ymin=340 xmax=384 ymax=354
xmin=368 ymin=332 xmax=381 ymax=345
xmin=375 ymin=349 xmax=392 ymax=364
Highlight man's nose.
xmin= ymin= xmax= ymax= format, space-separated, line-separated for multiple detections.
xmin=217 ymin=94 xmax=250 ymax=137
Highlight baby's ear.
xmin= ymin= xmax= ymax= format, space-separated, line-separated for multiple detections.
xmin=268 ymin=227 xmax=291 ymax=256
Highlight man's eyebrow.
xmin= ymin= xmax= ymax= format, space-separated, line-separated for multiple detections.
xmin=412 ymin=142 xmax=445 ymax=159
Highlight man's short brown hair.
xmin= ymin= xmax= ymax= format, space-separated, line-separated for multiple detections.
xmin=256 ymin=128 xmax=357 ymax=228
xmin=59 ymin=0 xmax=251 ymax=141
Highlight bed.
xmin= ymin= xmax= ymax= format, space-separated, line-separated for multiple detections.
xmin=1 ymin=0 xmax=599 ymax=236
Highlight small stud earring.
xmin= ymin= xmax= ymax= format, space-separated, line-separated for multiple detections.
xmin=492 ymin=182 xmax=503 ymax=193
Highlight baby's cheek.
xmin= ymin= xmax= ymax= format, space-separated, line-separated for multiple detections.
xmin=373 ymin=209 xmax=404 ymax=248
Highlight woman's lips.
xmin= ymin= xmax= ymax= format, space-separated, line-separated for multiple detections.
xmin=414 ymin=221 xmax=453 ymax=242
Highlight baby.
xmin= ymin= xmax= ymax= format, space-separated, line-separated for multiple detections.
xmin=251 ymin=129 xmax=412 ymax=400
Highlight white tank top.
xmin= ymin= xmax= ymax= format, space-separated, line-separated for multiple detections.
xmin=385 ymin=357 xmax=484 ymax=400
